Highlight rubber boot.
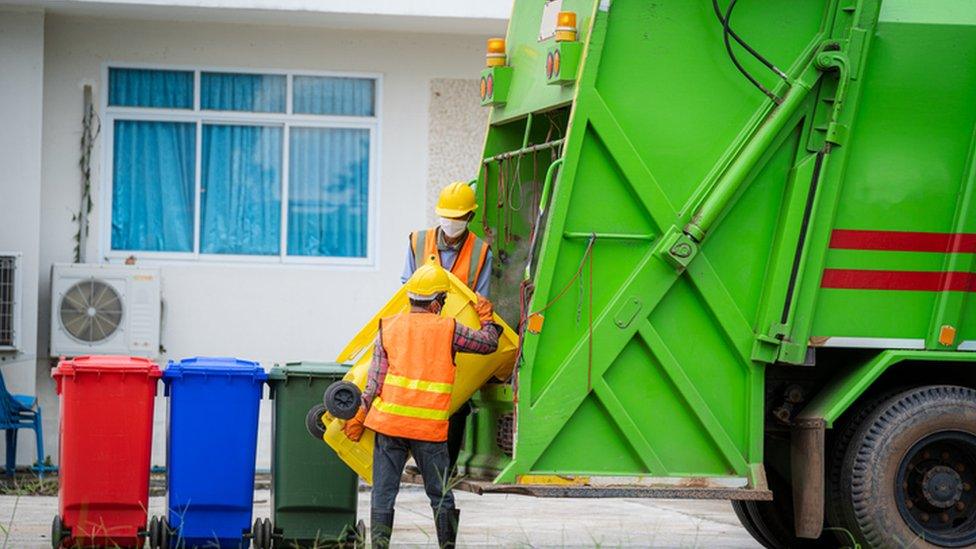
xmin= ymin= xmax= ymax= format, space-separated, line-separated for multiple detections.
xmin=435 ymin=508 xmax=459 ymax=548
xmin=370 ymin=509 xmax=394 ymax=549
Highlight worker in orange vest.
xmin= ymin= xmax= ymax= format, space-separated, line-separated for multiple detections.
xmin=400 ymin=181 xmax=493 ymax=473
xmin=344 ymin=260 xmax=500 ymax=548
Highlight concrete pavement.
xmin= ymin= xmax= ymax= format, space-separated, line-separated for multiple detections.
xmin=0 ymin=485 xmax=761 ymax=547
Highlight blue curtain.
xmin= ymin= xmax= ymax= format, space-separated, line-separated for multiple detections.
xmin=293 ymin=76 xmax=375 ymax=116
xmin=112 ymin=120 xmax=196 ymax=251
xmin=288 ymin=127 xmax=369 ymax=258
xmin=109 ymin=68 xmax=193 ymax=109
xmin=201 ymin=72 xmax=286 ymax=113
xmin=200 ymin=124 xmax=282 ymax=255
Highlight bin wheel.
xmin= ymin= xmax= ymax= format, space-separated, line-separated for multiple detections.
xmin=323 ymin=381 xmax=362 ymax=420
xmin=306 ymin=404 xmax=329 ymax=440
xmin=261 ymin=518 xmax=273 ymax=548
xmin=148 ymin=516 xmax=159 ymax=548
xmin=51 ymin=515 xmax=67 ymax=549
xmin=251 ymin=518 xmax=273 ymax=549
xmin=149 ymin=516 xmax=170 ymax=549
xmin=251 ymin=518 xmax=263 ymax=549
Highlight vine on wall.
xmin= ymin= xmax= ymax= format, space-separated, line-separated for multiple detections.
xmin=74 ymin=87 xmax=100 ymax=263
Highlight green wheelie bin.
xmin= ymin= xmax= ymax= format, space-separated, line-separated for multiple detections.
xmin=259 ymin=362 xmax=362 ymax=548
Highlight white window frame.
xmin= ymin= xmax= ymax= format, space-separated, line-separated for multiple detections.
xmin=99 ymin=62 xmax=382 ymax=269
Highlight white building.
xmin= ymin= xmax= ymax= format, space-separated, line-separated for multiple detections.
xmin=0 ymin=0 xmax=509 ymax=468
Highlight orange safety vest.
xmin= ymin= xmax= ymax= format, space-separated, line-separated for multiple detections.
xmin=364 ymin=313 xmax=457 ymax=442
xmin=410 ymin=228 xmax=489 ymax=291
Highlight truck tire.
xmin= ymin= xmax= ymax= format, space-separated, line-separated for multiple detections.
xmin=731 ymin=469 xmax=831 ymax=548
xmin=825 ymin=388 xmax=904 ymax=542
xmin=839 ymin=386 xmax=976 ymax=548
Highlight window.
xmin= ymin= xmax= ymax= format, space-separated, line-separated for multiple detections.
xmin=104 ymin=66 xmax=378 ymax=264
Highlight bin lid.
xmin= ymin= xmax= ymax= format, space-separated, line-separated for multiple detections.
xmin=53 ymin=355 xmax=162 ymax=378
xmin=163 ymin=356 xmax=267 ymax=381
xmin=268 ymin=361 xmax=350 ymax=380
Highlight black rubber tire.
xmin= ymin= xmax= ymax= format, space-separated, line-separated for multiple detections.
xmin=839 ymin=385 xmax=976 ymax=548
xmin=731 ymin=468 xmax=832 ymax=548
xmin=148 ymin=516 xmax=159 ymax=549
xmin=323 ymin=381 xmax=362 ymax=420
xmin=159 ymin=517 xmax=170 ymax=549
xmin=824 ymin=388 xmax=904 ymax=543
xmin=51 ymin=515 xmax=63 ymax=549
xmin=262 ymin=518 xmax=273 ymax=548
xmin=731 ymin=500 xmax=778 ymax=548
xmin=305 ymin=404 xmax=328 ymax=440
xmin=252 ymin=518 xmax=265 ymax=549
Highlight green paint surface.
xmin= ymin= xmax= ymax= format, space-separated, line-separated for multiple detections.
xmin=464 ymin=0 xmax=976 ymax=485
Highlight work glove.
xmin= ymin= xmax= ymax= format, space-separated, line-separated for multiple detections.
xmin=342 ymin=406 xmax=367 ymax=442
xmin=474 ymin=294 xmax=494 ymax=324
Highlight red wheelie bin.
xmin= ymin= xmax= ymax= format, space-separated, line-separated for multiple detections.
xmin=52 ymin=355 xmax=161 ymax=548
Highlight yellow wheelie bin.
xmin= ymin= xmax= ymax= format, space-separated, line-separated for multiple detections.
xmin=318 ymin=271 xmax=518 ymax=483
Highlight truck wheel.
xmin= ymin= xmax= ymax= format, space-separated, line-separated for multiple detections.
xmin=323 ymin=381 xmax=362 ymax=420
xmin=840 ymin=386 xmax=976 ymax=548
xmin=731 ymin=470 xmax=831 ymax=548
xmin=825 ymin=388 xmax=904 ymax=541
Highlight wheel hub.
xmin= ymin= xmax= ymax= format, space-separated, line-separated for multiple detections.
xmin=896 ymin=431 xmax=976 ymax=547
xmin=923 ymin=465 xmax=964 ymax=509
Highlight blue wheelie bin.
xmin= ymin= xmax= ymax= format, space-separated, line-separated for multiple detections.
xmin=150 ymin=357 xmax=267 ymax=549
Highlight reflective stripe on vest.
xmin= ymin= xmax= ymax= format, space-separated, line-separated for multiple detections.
xmin=363 ymin=313 xmax=457 ymax=442
xmin=372 ymin=396 xmax=450 ymax=421
xmin=384 ymin=373 xmax=452 ymax=394
xmin=410 ymin=228 xmax=489 ymax=290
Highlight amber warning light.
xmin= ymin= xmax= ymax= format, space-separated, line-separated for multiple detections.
xmin=486 ymin=38 xmax=507 ymax=67
xmin=555 ymin=11 xmax=577 ymax=42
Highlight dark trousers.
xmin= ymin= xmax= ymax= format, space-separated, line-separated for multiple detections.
xmin=372 ymin=432 xmax=456 ymax=515
xmin=446 ymin=401 xmax=472 ymax=471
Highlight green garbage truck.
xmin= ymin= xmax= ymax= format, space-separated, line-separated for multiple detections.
xmin=455 ymin=0 xmax=976 ymax=547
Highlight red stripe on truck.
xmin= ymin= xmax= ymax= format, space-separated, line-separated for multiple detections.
xmin=821 ymin=269 xmax=976 ymax=292
xmin=829 ymin=229 xmax=976 ymax=253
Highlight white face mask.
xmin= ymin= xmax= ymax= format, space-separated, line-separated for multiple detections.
xmin=439 ymin=217 xmax=468 ymax=238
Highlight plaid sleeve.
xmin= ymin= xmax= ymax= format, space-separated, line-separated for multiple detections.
xmin=362 ymin=332 xmax=388 ymax=410
xmin=453 ymin=320 xmax=502 ymax=355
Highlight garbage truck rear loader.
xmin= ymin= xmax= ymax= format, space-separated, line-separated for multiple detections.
xmin=453 ymin=1 xmax=976 ymax=547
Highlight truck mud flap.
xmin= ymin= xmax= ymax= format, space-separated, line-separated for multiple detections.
xmin=791 ymin=417 xmax=825 ymax=539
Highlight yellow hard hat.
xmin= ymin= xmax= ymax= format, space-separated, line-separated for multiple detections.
xmin=405 ymin=256 xmax=450 ymax=299
xmin=435 ymin=182 xmax=478 ymax=218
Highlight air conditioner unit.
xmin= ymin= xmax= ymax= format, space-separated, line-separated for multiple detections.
xmin=50 ymin=263 xmax=161 ymax=358
xmin=0 ymin=252 xmax=22 ymax=352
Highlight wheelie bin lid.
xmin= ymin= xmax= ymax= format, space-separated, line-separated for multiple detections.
xmin=268 ymin=361 xmax=350 ymax=380
xmin=53 ymin=355 xmax=162 ymax=377
xmin=163 ymin=356 xmax=267 ymax=382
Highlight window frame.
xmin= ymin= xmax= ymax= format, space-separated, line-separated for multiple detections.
xmin=99 ymin=62 xmax=382 ymax=268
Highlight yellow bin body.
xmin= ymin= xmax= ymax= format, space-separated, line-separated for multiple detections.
xmin=324 ymin=272 xmax=518 ymax=484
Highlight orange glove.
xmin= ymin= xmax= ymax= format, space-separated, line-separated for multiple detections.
xmin=342 ymin=406 xmax=367 ymax=442
xmin=474 ymin=294 xmax=494 ymax=324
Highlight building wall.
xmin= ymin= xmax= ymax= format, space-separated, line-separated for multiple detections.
xmin=0 ymin=9 xmax=44 ymax=466
xmin=36 ymin=14 xmax=489 ymax=467
xmin=426 ymin=79 xmax=489 ymax=226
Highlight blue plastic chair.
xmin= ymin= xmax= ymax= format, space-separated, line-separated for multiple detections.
xmin=0 ymin=369 xmax=46 ymax=477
